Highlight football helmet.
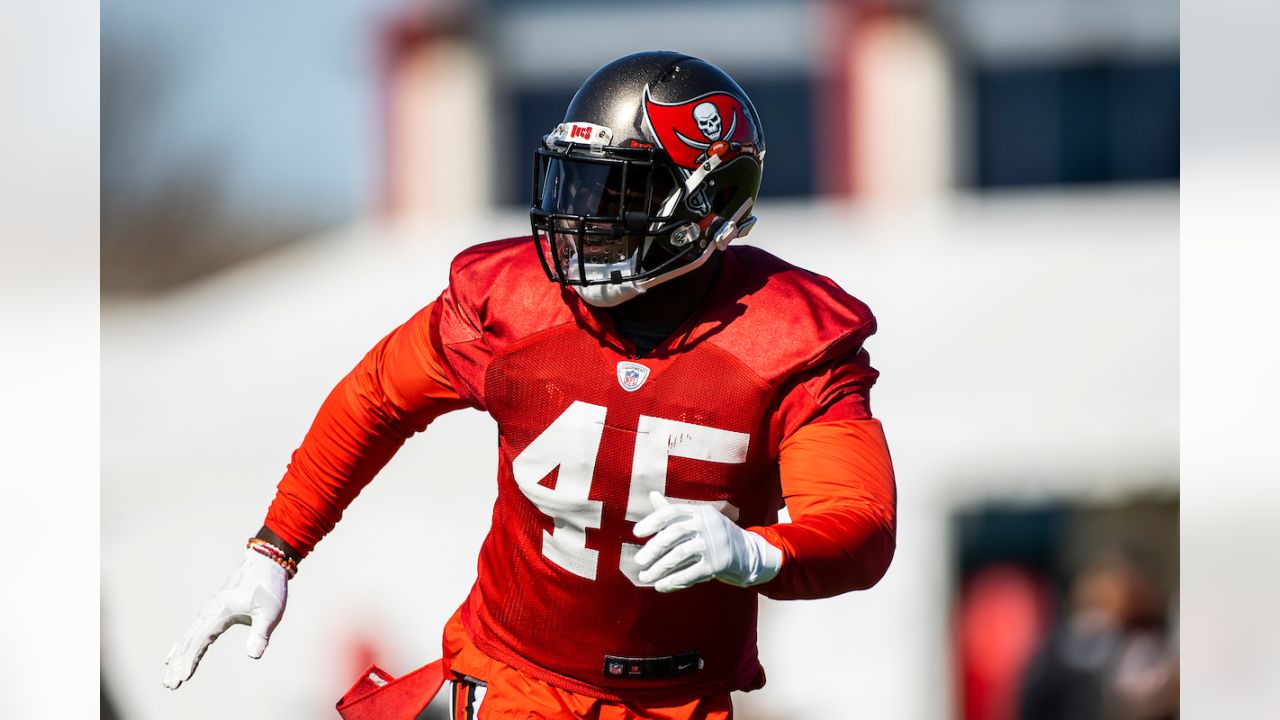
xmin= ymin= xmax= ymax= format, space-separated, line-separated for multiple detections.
xmin=530 ymin=51 xmax=766 ymax=307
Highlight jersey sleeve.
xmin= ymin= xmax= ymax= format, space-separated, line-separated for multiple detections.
xmin=748 ymin=417 xmax=897 ymax=600
xmin=748 ymin=329 xmax=895 ymax=600
xmin=772 ymin=337 xmax=880 ymax=440
xmin=263 ymin=301 xmax=472 ymax=557
xmin=424 ymin=246 xmax=505 ymax=411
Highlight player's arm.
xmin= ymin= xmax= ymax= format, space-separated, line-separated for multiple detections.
xmin=634 ymin=418 xmax=896 ymax=597
xmin=164 ymin=301 xmax=468 ymax=689
xmin=744 ymin=342 xmax=896 ymax=600
xmin=634 ymin=343 xmax=896 ymax=597
xmin=748 ymin=416 xmax=896 ymax=600
xmin=261 ymin=301 xmax=469 ymax=558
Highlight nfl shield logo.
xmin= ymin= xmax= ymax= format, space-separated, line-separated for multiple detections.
xmin=616 ymin=361 xmax=651 ymax=392
xmin=607 ymin=661 xmax=624 ymax=676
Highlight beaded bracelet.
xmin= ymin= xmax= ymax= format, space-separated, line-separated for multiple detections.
xmin=247 ymin=539 xmax=298 ymax=577
xmin=247 ymin=539 xmax=299 ymax=574
xmin=247 ymin=538 xmax=298 ymax=578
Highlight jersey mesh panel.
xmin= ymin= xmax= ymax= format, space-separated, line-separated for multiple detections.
xmin=463 ymin=323 xmax=780 ymax=700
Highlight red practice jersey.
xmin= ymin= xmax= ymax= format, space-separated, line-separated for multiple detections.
xmin=265 ymin=237 xmax=896 ymax=704
xmin=433 ymin=239 xmax=878 ymax=701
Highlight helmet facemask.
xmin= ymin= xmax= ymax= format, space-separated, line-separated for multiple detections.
xmin=531 ymin=142 xmax=758 ymax=307
xmin=530 ymin=145 xmax=700 ymax=290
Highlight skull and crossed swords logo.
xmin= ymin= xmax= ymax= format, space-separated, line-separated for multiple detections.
xmin=678 ymin=101 xmax=737 ymax=151
xmin=641 ymin=85 xmax=752 ymax=170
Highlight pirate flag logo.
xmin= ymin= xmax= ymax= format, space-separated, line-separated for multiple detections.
xmin=641 ymin=86 xmax=757 ymax=171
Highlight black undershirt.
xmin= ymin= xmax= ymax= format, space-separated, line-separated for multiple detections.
xmin=604 ymin=252 xmax=723 ymax=357
xmin=609 ymin=313 xmax=679 ymax=356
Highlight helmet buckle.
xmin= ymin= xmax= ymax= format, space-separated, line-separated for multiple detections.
xmin=711 ymin=220 xmax=737 ymax=250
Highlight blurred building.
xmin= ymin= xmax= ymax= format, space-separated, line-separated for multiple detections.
xmin=103 ymin=0 xmax=1178 ymax=290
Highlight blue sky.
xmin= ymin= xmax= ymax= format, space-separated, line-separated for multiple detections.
xmin=104 ymin=0 xmax=412 ymax=224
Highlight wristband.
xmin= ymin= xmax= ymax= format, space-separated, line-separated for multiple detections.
xmin=247 ymin=538 xmax=298 ymax=578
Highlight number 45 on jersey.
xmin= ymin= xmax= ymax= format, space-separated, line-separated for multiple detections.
xmin=512 ymin=401 xmax=749 ymax=586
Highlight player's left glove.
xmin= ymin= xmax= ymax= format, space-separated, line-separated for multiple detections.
xmin=634 ymin=491 xmax=782 ymax=593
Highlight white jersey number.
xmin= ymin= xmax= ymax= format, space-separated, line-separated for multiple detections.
xmin=511 ymin=400 xmax=749 ymax=584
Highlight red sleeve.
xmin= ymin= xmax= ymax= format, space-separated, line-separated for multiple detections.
xmin=749 ymin=418 xmax=896 ymax=600
xmin=262 ymin=301 xmax=470 ymax=557
xmin=773 ymin=344 xmax=879 ymax=438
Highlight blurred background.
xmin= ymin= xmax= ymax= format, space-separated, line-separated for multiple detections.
xmin=101 ymin=1 xmax=1178 ymax=718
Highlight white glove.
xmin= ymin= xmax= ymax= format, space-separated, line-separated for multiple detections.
xmin=163 ymin=548 xmax=289 ymax=689
xmin=634 ymin=491 xmax=782 ymax=593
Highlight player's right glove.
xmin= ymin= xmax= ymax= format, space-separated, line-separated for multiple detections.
xmin=163 ymin=548 xmax=289 ymax=690
xmin=634 ymin=492 xmax=783 ymax=592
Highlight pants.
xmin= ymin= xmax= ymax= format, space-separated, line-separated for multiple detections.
xmin=443 ymin=611 xmax=733 ymax=720
xmin=447 ymin=674 xmax=733 ymax=720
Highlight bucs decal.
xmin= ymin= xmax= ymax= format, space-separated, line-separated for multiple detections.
xmin=547 ymin=121 xmax=614 ymax=146
xmin=642 ymin=86 xmax=757 ymax=171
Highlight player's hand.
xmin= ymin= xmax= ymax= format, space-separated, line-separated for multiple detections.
xmin=163 ymin=549 xmax=289 ymax=689
xmin=633 ymin=491 xmax=782 ymax=593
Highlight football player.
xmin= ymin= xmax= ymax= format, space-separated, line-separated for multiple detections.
xmin=164 ymin=51 xmax=898 ymax=719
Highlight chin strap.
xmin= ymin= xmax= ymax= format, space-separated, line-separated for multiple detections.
xmin=705 ymin=194 xmax=757 ymax=250
xmin=734 ymin=215 xmax=758 ymax=239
